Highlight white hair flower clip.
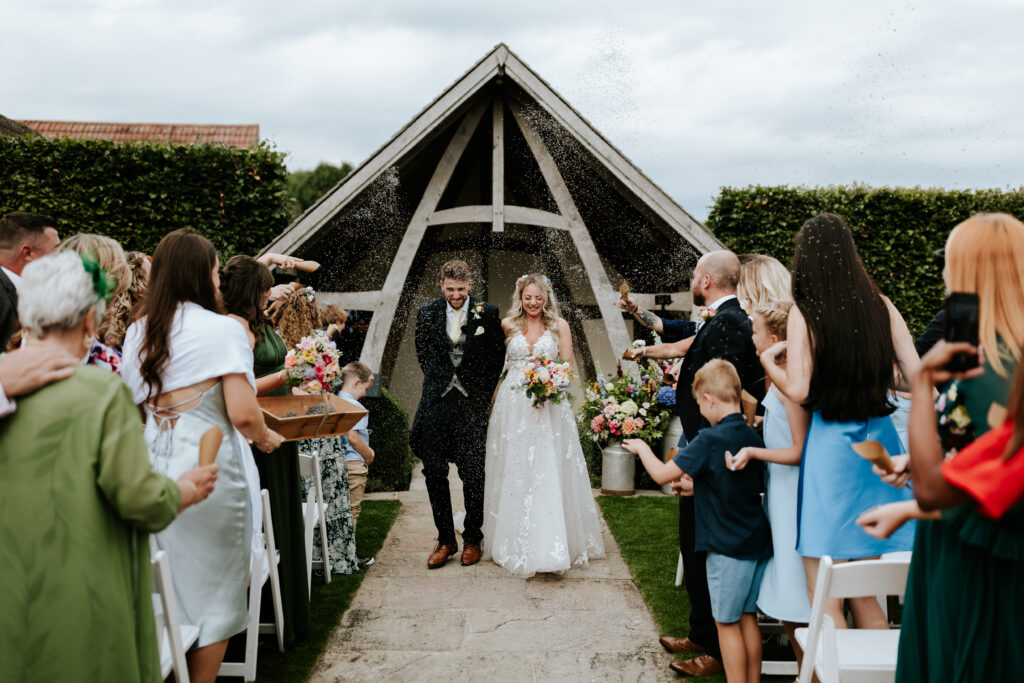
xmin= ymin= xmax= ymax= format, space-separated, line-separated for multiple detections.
xmin=302 ymin=286 xmax=315 ymax=302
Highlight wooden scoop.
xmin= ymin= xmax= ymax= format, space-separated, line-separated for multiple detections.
xmin=199 ymin=425 xmax=223 ymax=467
xmin=293 ymin=260 xmax=320 ymax=273
xmin=851 ymin=440 xmax=895 ymax=474
xmin=664 ymin=446 xmax=679 ymax=463
xmin=740 ymin=390 xmax=758 ymax=427
xmin=988 ymin=402 xmax=1008 ymax=430
xmin=619 ymin=281 xmax=630 ymax=299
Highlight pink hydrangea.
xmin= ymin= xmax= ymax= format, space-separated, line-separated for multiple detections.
xmin=590 ymin=415 xmax=606 ymax=433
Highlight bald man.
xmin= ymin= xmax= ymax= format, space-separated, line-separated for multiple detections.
xmin=660 ymin=249 xmax=766 ymax=678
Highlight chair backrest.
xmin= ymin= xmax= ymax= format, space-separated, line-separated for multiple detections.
xmin=797 ymin=555 xmax=911 ymax=683
xmin=152 ymin=550 xmax=190 ymax=683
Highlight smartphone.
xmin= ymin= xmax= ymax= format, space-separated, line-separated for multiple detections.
xmin=943 ymin=292 xmax=980 ymax=372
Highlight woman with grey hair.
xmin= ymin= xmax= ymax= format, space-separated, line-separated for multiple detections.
xmin=0 ymin=251 xmax=218 ymax=682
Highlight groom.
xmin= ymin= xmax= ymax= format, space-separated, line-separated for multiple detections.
xmin=410 ymin=259 xmax=505 ymax=569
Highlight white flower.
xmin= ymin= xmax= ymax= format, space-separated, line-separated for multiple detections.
xmin=605 ymin=383 xmax=615 ymax=392
xmin=536 ymin=369 xmax=550 ymax=383
xmin=620 ymin=400 xmax=639 ymax=416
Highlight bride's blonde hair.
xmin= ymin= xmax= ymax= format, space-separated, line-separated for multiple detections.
xmin=507 ymin=273 xmax=560 ymax=337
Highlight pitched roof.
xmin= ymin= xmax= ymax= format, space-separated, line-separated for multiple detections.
xmin=15 ymin=120 xmax=259 ymax=148
xmin=263 ymin=43 xmax=720 ymax=256
xmin=0 ymin=114 xmax=39 ymax=138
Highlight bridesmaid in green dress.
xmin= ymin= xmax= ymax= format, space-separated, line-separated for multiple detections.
xmin=0 ymin=253 xmax=217 ymax=683
xmin=221 ymin=255 xmax=310 ymax=646
xmin=265 ymin=281 xmax=359 ymax=574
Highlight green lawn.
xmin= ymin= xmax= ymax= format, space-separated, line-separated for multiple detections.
xmin=250 ymin=499 xmax=401 ymax=683
xmin=599 ymin=495 xmax=791 ymax=683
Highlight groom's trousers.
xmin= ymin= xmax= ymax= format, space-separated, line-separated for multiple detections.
xmin=419 ymin=392 xmax=486 ymax=547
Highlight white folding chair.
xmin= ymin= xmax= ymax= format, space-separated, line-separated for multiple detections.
xmin=298 ymin=449 xmax=331 ymax=589
xmin=795 ymin=555 xmax=911 ymax=683
xmin=218 ymin=489 xmax=285 ymax=679
xmin=151 ymin=549 xmax=199 ymax=683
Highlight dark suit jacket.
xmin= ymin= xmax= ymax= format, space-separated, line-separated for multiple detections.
xmin=662 ymin=318 xmax=698 ymax=344
xmin=915 ymin=309 xmax=945 ymax=357
xmin=0 ymin=270 xmax=18 ymax=351
xmin=409 ymin=296 xmax=505 ymax=451
xmin=675 ymin=297 xmax=765 ymax=441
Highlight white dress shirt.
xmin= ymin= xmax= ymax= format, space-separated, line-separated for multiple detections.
xmin=446 ymin=299 xmax=469 ymax=341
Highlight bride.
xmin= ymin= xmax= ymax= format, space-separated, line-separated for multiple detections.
xmin=482 ymin=274 xmax=605 ymax=577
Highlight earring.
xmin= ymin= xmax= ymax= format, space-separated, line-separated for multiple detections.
xmin=84 ymin=333 xmax=94 ymax=352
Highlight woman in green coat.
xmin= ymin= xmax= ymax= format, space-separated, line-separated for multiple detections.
xmin=0 ymin=252 xmax=217 ymax=683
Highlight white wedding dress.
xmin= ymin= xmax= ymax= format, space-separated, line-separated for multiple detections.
xmin=482 ymin=329 xmax=606 ymax=577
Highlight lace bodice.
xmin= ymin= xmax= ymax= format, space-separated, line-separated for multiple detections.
xmin=506 ymin=329 xmax=560 ymax=364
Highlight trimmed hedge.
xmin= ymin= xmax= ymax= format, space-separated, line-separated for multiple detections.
xmin=0 ymin=135 xmax=291 ymax=257
xmin=363 ymin=388 xmax=414 ymax=493
xmin=707 ymin=185 xmax=1024 ymax=335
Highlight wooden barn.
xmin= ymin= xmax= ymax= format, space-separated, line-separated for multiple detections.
xmin=262 ymin=43 xmax=722 ymax=412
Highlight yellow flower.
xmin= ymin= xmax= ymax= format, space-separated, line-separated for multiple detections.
xmin=949 ymin=405 xmax=971 ymax=429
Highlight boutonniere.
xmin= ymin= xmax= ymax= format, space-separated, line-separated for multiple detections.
xmin=472 ymin=302 xmax=486 ymax=319
xmin=699 ymin=306 xmax=717 ymax=322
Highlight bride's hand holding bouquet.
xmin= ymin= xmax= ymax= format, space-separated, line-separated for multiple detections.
xmin=517 ymin=354 xmax=573 ymax=408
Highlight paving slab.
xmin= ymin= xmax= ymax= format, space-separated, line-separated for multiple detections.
xmin=312 ymin=461 xmax=673 ymax=682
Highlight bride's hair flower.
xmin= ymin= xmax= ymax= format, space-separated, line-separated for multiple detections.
xmin=516 ymin=274 xmax=551 ymax=289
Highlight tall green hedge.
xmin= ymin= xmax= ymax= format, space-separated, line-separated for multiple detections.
xmin=0 ymin=135 xmax=291 ymax=256
xmin=707 ymin=185 xmax=1024 ymax=335
xmin=363 ymin=388 xmax=414 ymax=493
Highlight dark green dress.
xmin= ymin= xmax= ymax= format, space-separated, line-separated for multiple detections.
xmin=896 ymin=355 xmax=1024 ymax=682
xmin=252 ymin=324 xmax=310 ymax=645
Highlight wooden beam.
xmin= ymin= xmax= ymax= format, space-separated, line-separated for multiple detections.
xmin=316 ymin=291 xmax=382 ymax=311
xmin=427 ymin=205 xmax=566 ymax=230
xmin=492 ymin=95 xmax=504 ymax=232
xmin=508 ymin=99 xmax=633 ymax=366
xmin=358 ymin=100 xmax=488 ymax=372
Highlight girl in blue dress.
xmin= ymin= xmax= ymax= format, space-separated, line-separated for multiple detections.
xmin=760 ymin=213 xmax=920 ymax=631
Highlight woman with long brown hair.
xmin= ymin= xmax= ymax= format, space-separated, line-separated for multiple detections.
xmin=761 ymin=213 xmax=920 ymax=630
xmin=121 ymin=230 xmax=283 ymax=683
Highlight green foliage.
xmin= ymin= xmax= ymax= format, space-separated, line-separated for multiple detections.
xmin=363 ymin=387 xmax=414 ymax=493
xmin=0 ymin=135 xmax=291 ymax=257
xmin=707 ymin=185 xmax=1024 ymax=335
xmin=286 ymin=161 xmax=353 ymax=218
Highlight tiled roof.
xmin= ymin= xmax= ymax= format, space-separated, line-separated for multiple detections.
xmin=0 ymin=114 xmax=39 ymax=137
xmin=16 ymin=120 xmax=259 ymax=148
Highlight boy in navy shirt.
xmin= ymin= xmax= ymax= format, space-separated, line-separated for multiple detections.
xmin=625 ymin=359 xmax=770 ymax=683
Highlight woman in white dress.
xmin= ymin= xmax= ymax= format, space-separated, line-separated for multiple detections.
xmin=483 ymin=274 xmax=605 ymax=577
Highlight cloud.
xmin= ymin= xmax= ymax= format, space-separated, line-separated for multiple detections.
xmin=4 ymin=1 xmax=1024 ymax=220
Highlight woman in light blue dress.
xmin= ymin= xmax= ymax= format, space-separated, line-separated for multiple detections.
xmin=733 ymin=301 xmax=813 ymax=670
xmin=121 ymin=230 xmax=284 ymax=682
xmin=761 ymin=214 xmax=920 ymax=631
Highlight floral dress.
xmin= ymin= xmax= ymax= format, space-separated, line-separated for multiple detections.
xmin=299 ymin=437 xmax=360 ymax=574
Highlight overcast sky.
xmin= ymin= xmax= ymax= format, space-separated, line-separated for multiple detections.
xmin=5 ymin=0 xmax=1023 ymax=220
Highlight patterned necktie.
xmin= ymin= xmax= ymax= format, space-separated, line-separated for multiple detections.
xmin=449 ymin=307 xmax=463 ymax=343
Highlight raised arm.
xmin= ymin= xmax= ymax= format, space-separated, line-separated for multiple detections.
xmin=732 ymin=391 xmax=810 ymax=469
xmin=885 ymin=296 xmax=921 ymax=391
xmin=763 ymin=305 xmax=812 ymax=404
xmin=617 ymin=294 xmax=665 ymax=334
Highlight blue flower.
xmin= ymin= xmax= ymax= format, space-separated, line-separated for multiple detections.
xmin=656 ymin=385 xmax=676 ymax=407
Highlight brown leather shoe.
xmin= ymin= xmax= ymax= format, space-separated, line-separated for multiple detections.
xmin=460 ymin=543 xmax=481 ymax=566
xmin=427 ymin=542 xmax=459 ymax=569
xmin=659 ymin=636 xmax=704 ymax=654
xmin=669 ymin=654 xmax=724 ymax=677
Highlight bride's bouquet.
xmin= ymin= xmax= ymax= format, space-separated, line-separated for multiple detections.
xmin=515 ymin=355 xmax=573 ymax=408
xmin=283 ymin=330 xmax=341 ymax=394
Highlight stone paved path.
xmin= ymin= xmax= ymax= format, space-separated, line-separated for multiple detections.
xmin=309 ymin=461 xmax=674 ymax=682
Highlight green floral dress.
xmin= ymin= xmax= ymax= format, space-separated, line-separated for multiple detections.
xmin=298 ymin=437 xmax=360 ymax=573
xmin=897 ymin=353 xmax=1024 ymax=682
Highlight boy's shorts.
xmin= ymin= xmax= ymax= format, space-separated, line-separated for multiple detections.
xmin=705 ymin=552 xmax=768 ymax=624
